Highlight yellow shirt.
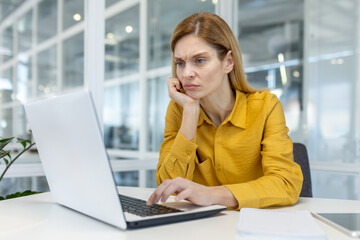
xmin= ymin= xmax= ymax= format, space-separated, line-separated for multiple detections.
xmin=156 ymin=90 xmax=303 ymax=210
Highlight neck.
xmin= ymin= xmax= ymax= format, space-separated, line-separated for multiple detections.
xmin=200 ymin=85 xmax=235 ymax=127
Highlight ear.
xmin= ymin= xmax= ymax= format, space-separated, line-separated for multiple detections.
xmin=223 ymin=50 xmax=234 ymax=74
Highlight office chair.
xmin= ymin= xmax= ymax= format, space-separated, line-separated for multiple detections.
xmin=293 ymin=143 xmax=313 ymax=197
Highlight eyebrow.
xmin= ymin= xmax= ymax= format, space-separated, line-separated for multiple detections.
xmin=174 ymin=52 xmax=209 ymax=61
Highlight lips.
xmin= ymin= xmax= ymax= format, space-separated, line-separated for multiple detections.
xmin=183 ymin=84 xmax=199 ymax=90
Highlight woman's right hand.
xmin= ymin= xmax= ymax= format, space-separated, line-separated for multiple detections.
xmin=167 ymin=77 xmax=200 ymax=141
xmin=167 ymin=77 xmax=197 ymax=107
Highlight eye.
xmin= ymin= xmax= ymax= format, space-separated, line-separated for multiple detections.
xmin=196 ymin=58 xmax=206 ymax=64
xmin=175 ymin=61 xmax=184 ymax=67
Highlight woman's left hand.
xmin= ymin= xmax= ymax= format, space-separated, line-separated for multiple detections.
xmin=146 ymin=177 xmax=213 ymax=206
xmin=146 ymin=177 xmax=238 ymax=208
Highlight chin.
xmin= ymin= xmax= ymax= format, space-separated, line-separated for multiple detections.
xmin=185 ymin=91 xmax=203 ymax=100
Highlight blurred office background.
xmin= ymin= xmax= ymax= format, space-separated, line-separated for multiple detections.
xmin=0 ymin=0 xmax=359 ymax=200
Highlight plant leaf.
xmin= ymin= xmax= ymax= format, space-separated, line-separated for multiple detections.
xmin=0 ymin=150 xmax=10 ymax=159
xmin=4 ymin=158 xmax=9 ymax=166
xmin=0 ymin=137 xmax=14 ymax=150
xmin=17 ymin=138 xmax=32 ymax=149
xmin=4 ymin=190 xmax=39 ymax=200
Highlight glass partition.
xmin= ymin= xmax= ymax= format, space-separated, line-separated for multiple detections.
xmin=63 ymin=33 xmax=84 ymax=89
xmin=147 ymin=0 xmax=215 ymax=70
xmin=17 ymin=56 xmax=32 ymax=101
xmin=113 ymin=170 xmax=157 ymax=188
xmin=14 ymin=105 xmax=28 ymax=137
xmin=237 ymin=0 xmax=304 ymax=138
xmin=0 ymin=67 xmax=13 ymax=103
xmin=1 ymin=26 xmax=13 ymax=63
xmin=104 ymin=82 xmax=140 ymax=150
xmin=0 ymin=108 xmax=12 ymax=138
xmin=106 ymin=0 xmax=125 ymax=8
xmin=0 ymin=176 xmax=49 ymax=197
xmin=37 ymin=46 xmax=57 ymax=95
xmin=103 ymin=3 xmax=140 ymax=151
xmin=0 ymin=0 xmax=86 ymax=194
xmin=16 ymin=10 xmax=32 ymax=54
xmin=37 ymin=0 xmax=57 ymax=43
xmin=306 ymin=0 xmax=358 ymax=164
xmin=312 ymin=171 xmax=358 ymax=200
xmin=147 ymin=75 xmax=170 ymax=151
xmin=63 ymin=0 xmax=84 ymax=30
xmin=105 ymin=5 xmax=139 ymax=80
xmin=145 ymin=0 xmax=215 ymax=153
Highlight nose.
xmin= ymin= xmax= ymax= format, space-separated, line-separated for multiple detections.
xmin=183 ymin=64 xmax=195 ymax=80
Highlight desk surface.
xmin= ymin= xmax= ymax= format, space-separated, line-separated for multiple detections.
xmin=1 ymin=187 xmax=360 ymax=240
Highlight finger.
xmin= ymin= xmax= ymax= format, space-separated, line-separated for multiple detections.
xmin=175 ymin=188 xmax=192 ymax=202
xmin=175 ymin=81 xmax=182 ymax=91
xmin=167 ymin=78 xmax=181 ymax=91
xmin=146 ymin=192 xmax=156 ymax=206
xmin=167 ymin=77 xmax=178 ymax=87
xmin=149 ymin=179 xmax=173 ymax=204
xmin=167 ymin=82 xmax=178 ymax=95
xmin=160 ymin=182 xmax=185 ymax=203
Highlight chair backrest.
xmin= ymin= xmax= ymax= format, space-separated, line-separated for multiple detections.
xmin=293 ymin=143 xmax=313 ymax=197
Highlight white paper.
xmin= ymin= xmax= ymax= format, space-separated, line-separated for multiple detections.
xmin=237 ymin=208 xmax=327 ymax=240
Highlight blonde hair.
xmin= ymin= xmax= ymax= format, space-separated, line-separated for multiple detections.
xmin=170 ymin=12 xmax=258 ymax=93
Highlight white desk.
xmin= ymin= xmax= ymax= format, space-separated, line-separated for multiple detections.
xmin=1 ymin=187 xmax=359 ymax=240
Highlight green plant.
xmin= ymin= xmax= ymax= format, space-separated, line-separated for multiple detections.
xmin=0 ymin=134 xmax=37 ymax=200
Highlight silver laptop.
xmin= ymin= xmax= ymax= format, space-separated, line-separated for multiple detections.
xmin=24 ymin=89 xmax=226 ymax=229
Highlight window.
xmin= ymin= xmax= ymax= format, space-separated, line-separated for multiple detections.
xmin=0 ymin=67 xmax=13 ymax=103
xmin=104 ymin=82 xmax=140 ymax=150
xmin=17 ymin=56 xmax=32 ymax=100
xmin=104 ymin=4 xmax=140 ymax=151
xmin=37 ymin=46 xmax=57 ymax=95
xmin=63 ymin=33 xmax=84 ymax=89
xmin=105 ymin=5 xmax=139 ymax=79
xmin=147 ymin=0 xmax=215 ymax=70
xmin=1 ymin=26 xmax=13 ymax=63
xmin=63 ymin=0 xmax=84 ymax=30
xmin=37 ymin=0 xmax=57 ymax=43
xmin=145 ymin=0 xmax=215 ymax=153
xmin=147 ymin=75 xmax=169 ymax=151
xmin=237 ymin=0 xmax=303 ymax=137
xmin=16 ymin=10 xmax=32 ymax=53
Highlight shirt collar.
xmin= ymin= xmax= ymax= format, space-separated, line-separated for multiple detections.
xmin=197 ymin=90 xmax=247 ymax=129
xmin=227 ymin=90 xmax=247 ymax=129
xmin=197 ymin=108 xmax=212 ymax=126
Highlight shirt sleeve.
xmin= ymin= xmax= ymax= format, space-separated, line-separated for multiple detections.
xmin=156 ymin=100 xmax=199 ymax=184
xmin=225 ymin=94 xmax=303 ymax=210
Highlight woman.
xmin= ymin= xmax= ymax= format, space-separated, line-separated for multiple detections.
xmin=146 ymin=12 xmax=303 ymax=210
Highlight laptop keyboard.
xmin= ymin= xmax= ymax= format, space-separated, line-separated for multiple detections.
xmin=119 ymin=194 xmax=183 ymax=217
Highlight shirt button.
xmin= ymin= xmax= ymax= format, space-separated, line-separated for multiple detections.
xmin=186 ymin=150 xmax=191 ymax=156
xmin=295 ymin=170 xmax=300 ymax=175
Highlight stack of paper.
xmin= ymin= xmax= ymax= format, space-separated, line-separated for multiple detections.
xmin=237 ymin=208 xmax=327 ymax=240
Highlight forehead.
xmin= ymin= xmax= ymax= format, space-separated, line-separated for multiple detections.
xmin=173 ymin=35 xmax=216 ymax=58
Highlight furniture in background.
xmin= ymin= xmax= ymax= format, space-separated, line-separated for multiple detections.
xmin=293 ymin=142 xmax=313 ymax=197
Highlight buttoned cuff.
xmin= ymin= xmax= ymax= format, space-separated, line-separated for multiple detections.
xmin=224 ymin=183 xmax=260 ymax=210
xmin=169 ymin=131 xmax=198 ymax=165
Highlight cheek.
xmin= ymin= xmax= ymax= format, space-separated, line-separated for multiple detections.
xmin=176 ymin=68 xmax=183 ymax=79
xmin=203 ymin=66 xmax=222 ymax=81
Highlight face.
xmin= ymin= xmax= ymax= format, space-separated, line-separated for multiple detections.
xmin=173 ymin=35 xmax=233 ymax=100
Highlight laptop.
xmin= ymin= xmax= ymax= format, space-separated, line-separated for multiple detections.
xmin=24 ymin=89 xmax=226 ymax=229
